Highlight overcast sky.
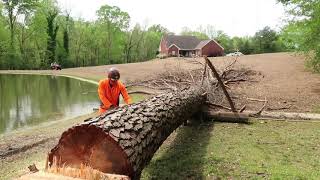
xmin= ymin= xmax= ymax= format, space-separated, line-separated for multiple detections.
xmin=57 ymin=0 xmax=286 ymax=37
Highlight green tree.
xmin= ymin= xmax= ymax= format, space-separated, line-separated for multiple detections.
xmin=180 ymin=27 xmax=209 ymax=40
xmin=215 ymin=31 xmax=234 ymax=54
xmin=0 ymin=2 xmax=10 ymax=69
xmin=252 ymin=26 xmax=279 ymax=53
xmin=278 ymin=0 xmax=320 ymax=71
xmin=27 ymin=5 xmax=48 ymax=69
xmin=1 ymin=0 xmax=38 ymax=69
xmin=63 ymin=13 xmax=70 ymax=55
xmin=56 ymin=12 xmax=73 ymax=68
xmin=1 ymin=0 xmax=37 ymax=48
xmin=97 ymin=5 xmax=130 ymax=64
xmin=45 ymin=2 xmax=59 ymax=67
xmin=232 ymin=37 xmax=254 ymax=55
xmin=144 ymin=24 xmax=167 ymax=59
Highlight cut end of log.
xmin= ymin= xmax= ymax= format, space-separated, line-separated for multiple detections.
xmin=48 ymin=124 xmax=133 ymax=177
xmin=17 ymin=170 xmax=130 ymax=180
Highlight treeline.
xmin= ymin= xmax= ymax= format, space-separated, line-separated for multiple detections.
xmin=0 ymin=0 xmax=168 ymax=70
xmin=0 ymin=0 xmax=298 ymax=70
xmin=180 ymin=25 xmax=291 ymax=55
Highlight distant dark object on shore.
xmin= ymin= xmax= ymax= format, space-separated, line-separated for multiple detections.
xmin=50 ymin=62 xmax=62 ymax=70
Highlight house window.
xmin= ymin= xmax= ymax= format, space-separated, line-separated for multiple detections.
xmin=172 ymin=51 xmax=176 ymax=56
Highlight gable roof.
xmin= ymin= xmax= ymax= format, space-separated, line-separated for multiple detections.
xmin=164 ymin=35 xmax=224 ymax=50
xmin=195 ymin=39 xmax=225 ymax=50
xmin=165 ymin=35 xmax=201 ymax=50
xmin=195 ymin=40 xmax=211 ymax=49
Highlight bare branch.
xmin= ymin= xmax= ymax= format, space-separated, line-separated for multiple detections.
xmin=205 ymin=56 xmax=237 ymax=113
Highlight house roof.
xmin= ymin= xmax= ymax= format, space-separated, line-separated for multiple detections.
xmin=165 ymin=35 xmax=224 ymax=50
xmin=165 ymin=35 xmax=201 ymax=50
xmin=195 ymin=40 xmax=211 ymax=49
xmin=195 ymin=39 xmax=225 ymax=50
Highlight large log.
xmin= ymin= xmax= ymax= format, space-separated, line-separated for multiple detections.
xmin=48 ymin=88 xmax=206 ymax=179
xmin=17 ymin=170 xmax=129 ymax=180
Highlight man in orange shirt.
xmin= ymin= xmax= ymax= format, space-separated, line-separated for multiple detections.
xmin=98 ymin=67 xmax=132 ymax=114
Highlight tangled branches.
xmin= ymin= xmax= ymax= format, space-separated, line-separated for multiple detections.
xmin=126 ymin=56 xmax=260 ymax=112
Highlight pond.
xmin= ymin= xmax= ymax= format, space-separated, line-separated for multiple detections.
xmin=0 ymin=74 xmax=100 ymax=134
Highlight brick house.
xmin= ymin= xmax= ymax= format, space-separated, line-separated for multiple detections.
xmin=159 ymin=35 xmax=224 ymax=57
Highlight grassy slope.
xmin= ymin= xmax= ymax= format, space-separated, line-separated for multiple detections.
xmin=142 ymin=120 xmax=320 ymax=179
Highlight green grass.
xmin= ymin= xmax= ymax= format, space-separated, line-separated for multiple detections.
xmin=141 ymin=120 xmax=320 ymax=179
xmin=312 ymin=105 xmax=320 ymax=113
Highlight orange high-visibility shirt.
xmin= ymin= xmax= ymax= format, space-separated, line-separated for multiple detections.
xmin=98 ymin=79 xmax=132 ymax=114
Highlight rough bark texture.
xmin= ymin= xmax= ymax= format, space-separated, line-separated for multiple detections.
xmin=48 ymin=88 xmax=206 ymax=179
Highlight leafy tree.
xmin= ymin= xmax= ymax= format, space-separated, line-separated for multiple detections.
xmin=44 ymin=1 xmax=59 ymax=67
xmin=27 ymin=5 xmax=48 ymax=69
xmin=63 ymin=13 xmax=70 ymax=55
xmin=144 ymin=24 xmax=167 ymax=58
xmin=252 ymin=26 xmax=279 ymax=53
xmin=232 ymin=37 xmax=254 ymax=55
xmin=148 ymin=24 xmax=168 ymax=35
xmin=97 ymin=5 xmax=130 ymax=64
xmin=56 ymin=12 xmax=73 ymax=67
xmin=1 ymin=0 xmax=37 ymax=48
xmin=0 ymin=2 xmax=10 ymax=69
xmin=180 ymin=27 xmax=209 ymax=40
xmin=278 ymin=0 xmax=320 ymax=71
xmin=214 ymin=31 xmax=234 ymax=54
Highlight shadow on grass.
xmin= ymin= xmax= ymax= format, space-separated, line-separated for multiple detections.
xmin=141 ymin=122 xmax=214 ymax=180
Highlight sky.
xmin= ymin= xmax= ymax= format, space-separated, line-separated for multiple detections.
xmin=57 ymin=0 xmax=286 ymax=37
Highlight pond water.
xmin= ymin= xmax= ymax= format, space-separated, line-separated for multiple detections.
xmin=0 ymin=74 xmax=100 ymax=134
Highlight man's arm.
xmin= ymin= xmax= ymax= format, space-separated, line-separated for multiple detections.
xmin=98 ymin=81 xmax=113 ymax=109
xmin=120 ymin=84 xmax=132 ymax=105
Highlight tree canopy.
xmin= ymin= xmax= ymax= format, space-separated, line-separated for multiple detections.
xmin=278 ymin=0 xmax=320 ymax=71
xmin=0 ymin=1 xmax=290 ymax=70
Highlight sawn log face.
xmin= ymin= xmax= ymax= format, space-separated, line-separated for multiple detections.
xmin=48 ymin=88 xmax=206 ymax=178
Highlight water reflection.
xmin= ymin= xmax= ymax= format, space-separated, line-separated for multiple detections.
xmin=0 ymin=74 xmax=99 ymax=134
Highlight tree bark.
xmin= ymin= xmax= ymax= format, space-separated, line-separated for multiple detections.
xmin=48 ymin=88 xmax=206 ymax=179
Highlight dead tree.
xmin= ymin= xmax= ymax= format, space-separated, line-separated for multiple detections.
xmin=48 ymin=87 xmax=206 ymax=179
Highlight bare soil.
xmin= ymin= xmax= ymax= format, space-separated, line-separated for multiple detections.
xmin=225 ymin=53 xmax=320 ymax=112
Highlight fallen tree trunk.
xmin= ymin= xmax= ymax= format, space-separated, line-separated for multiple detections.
xmin=248 ymin=111 xmax=320 ymax=121
xmin=204 ymin=110 xmax=320 ymax=123
xmin=17 ymin=170 xmax=130 ymax=180
xmin=48 ymin=88 xmax=206 ymax=179
xmin=204 ymin=111 xmax=250 ymax=124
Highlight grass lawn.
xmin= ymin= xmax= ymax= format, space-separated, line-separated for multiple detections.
xmin=142 ymin=120 xmax=320 ymax=179
xmin=313 ymin=105 xmax=320 ymax=114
